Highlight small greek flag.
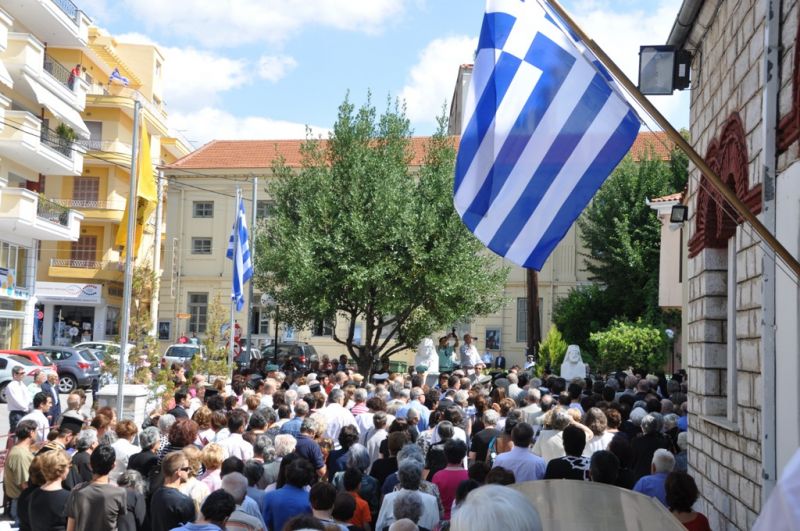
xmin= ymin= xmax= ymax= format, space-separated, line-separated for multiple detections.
xmin=454 ymin=0 xmax=641 ymax=270
xmin=110 ymin=67 xmax=129 ymax=86
xmin=226 ymin=195 xmax=253 ymax=311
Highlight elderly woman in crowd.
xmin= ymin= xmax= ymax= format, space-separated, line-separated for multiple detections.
xmin=180 ymin=445 xmax=211 ymax=514
xmin=128 ymin=426 xmax=161 ymax=480
xmin=158 ymin=418 xmax=199 ymax=464
xmin=110 ymin=420 xmax=140 ymax=481
xmin=582 ymin=407 xmax=614 ymax=457
xmin=376 ymin=459 xmax=440 ymax=531
xmin=450 ymin=484 xmax=542 ymax=531
xmin=263 ymin=434 xmax=297 ymax=487
xmin=334 ymin=443 xmax=380 ymax=512
xmin=532 ymin=407 xmax=573 ymax=462
xmin=64 ymin=428 xmax=97 ymax=488
xmin=116 ymin=470 xmax=147 ymax=531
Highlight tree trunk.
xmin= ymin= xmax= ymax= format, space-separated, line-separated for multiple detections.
xmin=356 ymin=350 xmax=374 ymax=380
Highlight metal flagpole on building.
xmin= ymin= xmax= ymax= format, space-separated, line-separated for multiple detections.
xmin=229 ymin=188 xmax=239 ymax=369
xmin=150 ymin=170 xmax=164 ymax=336
xmin=117 ymin=100 xmax=141 ymax=420
xmin=245 ymin=177 xmax=257 ymax=360
xmin=547 ymin=0 xmax=800 ymax=280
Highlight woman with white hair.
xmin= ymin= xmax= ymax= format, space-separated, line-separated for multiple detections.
xmin=631 ymin=413 xmax=671 ymax=481
xmin=64 ymin=428 xmax=98 ymax=488
xmin=532 ymin=407 xmax=572 ymax=462
xmin=450 ymin=484 xmax=542 ymax=531
xmin=263 ymin=434 xmax=297 ymax=488
xmin=376 ymin=460 xmax=440 ymax=531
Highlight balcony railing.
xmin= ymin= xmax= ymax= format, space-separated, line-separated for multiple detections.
xmin=77 ymin=138 xmax=132 ymax=154
xmin=53 ymin=199 xmax=126 ymax=210
xmin=37 ymin=197 xmax=70 ymax=226
xmin=51 ymin=0 xmax=80 ymax=23
xmin=43 ymin=54 xmax=74 ymax=91
xmin=39 ymin=127 xmax=74 ymax=159
xmin=87 ymin=85 xmax=167 ymax=119
xmin=50 ymin=258 xmax=123 ymax=271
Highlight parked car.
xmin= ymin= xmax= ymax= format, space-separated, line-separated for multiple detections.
xmin=0 ymin=349 xmax=58 ymax=375
xmin=162 ymin=344 xmax=205 ymax=368
xmin=260 ymin=342 xmax=319 ymax=372
xmin=73 ymin=341 xmax=134 ymax=362
xmin=24 ymin=346 xmax=102 ymax=393
xmin=0 ymin=355 xmax=48 ymax=403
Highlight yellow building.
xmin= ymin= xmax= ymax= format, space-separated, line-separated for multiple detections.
xmin=26 ymin=16 xmax=190 ymax=346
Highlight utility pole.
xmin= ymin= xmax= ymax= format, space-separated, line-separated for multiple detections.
xmin=117 ymin=100 xmax=141 ymax=420
xmin=150 ymin=170 xmax=164 ymax=336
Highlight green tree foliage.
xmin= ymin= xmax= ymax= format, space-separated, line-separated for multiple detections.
xmin=536 ymin=324 xmax=568 ymax=375
xmin=254 ymin=96 xmax=508 ymax=376
xmin=192 ymin=295 xmax=231 ymax=381
xmin=551 ymin=284 xmax=613 ymax=352
xmin=589 ymin=319 xmax=668 ymax=373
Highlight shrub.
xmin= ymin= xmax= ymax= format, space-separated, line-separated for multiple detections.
xmin=536 ymin=325 xmax=568 ymax=375
xmin=589 ymin=319 xmax=667 ymax=374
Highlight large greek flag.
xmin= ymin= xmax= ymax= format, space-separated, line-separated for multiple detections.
xmin=226 ymin=195 xmax=254 ymax=311
xmin=454 ymin=0 xmax=641 ymax=270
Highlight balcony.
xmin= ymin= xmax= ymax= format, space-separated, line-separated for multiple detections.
xmin=48 ymin=257 xmax=124 ymax=282
xmin=0 ymin=110 xmax=84 ymax=175
xmin=52 ymin=197 xmax=126 ymax=222
xmin=76 ymin=136 xmax=133 ymax=166
xmin=86 ymin=84 xmax=168 ymax=135
xmin=0 ymin=1 xmax=91 ymax=48
xmin=1 ymin=34 xmax=89 ymax=124
xmin=0 ymin=187 xmax=83 ymax=241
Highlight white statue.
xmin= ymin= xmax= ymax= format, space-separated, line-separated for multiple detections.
xmin=415 ymin=337 xmax=439 ymax=375
xmin=560 ymin=344 xmax=587 ymax=381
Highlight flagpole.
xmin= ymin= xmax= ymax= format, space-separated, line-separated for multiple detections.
xmin=117 ymin=99 xmax=141 ymax=420
xmin=245 ymin=176 xmax=257 ymax=361
xmin=546 ymin=0 xmax=800 ymax=279
xmin=229 ymin=188 xmax=239 ymax=370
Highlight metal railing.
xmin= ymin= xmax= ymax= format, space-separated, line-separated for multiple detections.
xmin=77 ymin=138 xmax=132 ymax=154
xmin=39 ymin=127 xmax=74 ymax=159
xmin=50 ymin=258 xmax=123 ymax=271
xmin=53 ymin=199 xmax=126 ymax=210
xmin=43 ymin=54 xmax=73 ymax=91
xmin=37 ymin=197 xmax=70 ymax=226
xmin=51 ymin=0 xmax=80 ymax=23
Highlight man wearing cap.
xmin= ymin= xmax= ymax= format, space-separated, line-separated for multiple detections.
xmin=459 ymin=334 xmax=484 ymax=376
xmin=6 ymin=366 xmax=31 ymax=431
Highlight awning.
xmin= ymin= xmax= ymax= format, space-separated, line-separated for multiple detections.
xmin=20 ymin=73 xmax=90 ymax=138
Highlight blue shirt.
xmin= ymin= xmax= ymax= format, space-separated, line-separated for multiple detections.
xmin=280 ymin=417 xmax=303 ymax=438
xmin=294 ymin=435 xmax=325 ymax=470
xmin=492 ymin=446 xmax=547 ymax=482
xmin=396 ymin=400 xmax=430 ymax=431
xmin=170 ymin=524 xmax=222 ymax=531
xmin=677 ymin=415 xmax=688 ymax=431
xmin=633 ymin=472 xmax=669 ymax=506
xmin=262 ymin=485 xmax=311 ymax=531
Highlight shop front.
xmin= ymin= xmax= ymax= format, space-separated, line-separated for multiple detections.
xmin=34 ymin=281 xmax=111 ymax=346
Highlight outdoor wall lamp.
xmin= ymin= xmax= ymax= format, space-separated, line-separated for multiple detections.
xmin=638 ymin=45 xmax=692 ymax=95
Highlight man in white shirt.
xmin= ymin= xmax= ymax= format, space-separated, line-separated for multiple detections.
xmin=321 ymin=389 xmax=358 ymax=449
xmin=6 ymin=366 xmax=31 ymax=431
xmin=366 ymin=412 xmax=389 ymax=469
xmin=19 ymin=392 xmax=51 ymax=442
xmin=459 ymin=334 xmax=485 ymax=374
xmin=219 ymin=410 xmax=253 ymax=461
xmin=26 ymin=372 xmax=45 ymax=399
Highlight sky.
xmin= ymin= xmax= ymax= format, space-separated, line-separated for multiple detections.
xmin=81 ymin=0 xmax=689 ymax=148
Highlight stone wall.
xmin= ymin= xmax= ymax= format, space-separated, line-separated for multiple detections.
xmin=683 ymin=1 xmax=770 ymax=529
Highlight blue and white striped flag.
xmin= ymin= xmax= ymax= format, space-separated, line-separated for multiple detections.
xmin=226 ymin=195 xmax=254 ymax=311
xmin=454 ymin=0 xmax=641 ymax=270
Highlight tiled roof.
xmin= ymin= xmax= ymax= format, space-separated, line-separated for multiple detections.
xmin=630 ymin=131 xmax=673 ymax=161
xmin=164 ymin=132 xmax=675 ymax=171
xmin=650 ymin=192 xmax=683 ymax=203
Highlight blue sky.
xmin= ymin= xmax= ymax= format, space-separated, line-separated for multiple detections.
xmin=81 ymin=0 xmax=688 ymax=147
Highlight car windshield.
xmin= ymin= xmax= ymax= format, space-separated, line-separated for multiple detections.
xmin=37 ymin=353 xmax=53 ymax=365
xmin=167 ymin=346 xmax=199 ymax=358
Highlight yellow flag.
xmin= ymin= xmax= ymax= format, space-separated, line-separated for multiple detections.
xmin=115 ymin=121 xmax=157 ymax=254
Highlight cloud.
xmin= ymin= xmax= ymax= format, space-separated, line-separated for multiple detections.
xmin=257 ymin=55 xmax=298 ymax=83
xmin=170 ymin=107 xmax=330 ymax=145
xmin=399 ymin=36 xmax=477 ymax=125
xmin=121 ymin=0 xmax=409 ymax=48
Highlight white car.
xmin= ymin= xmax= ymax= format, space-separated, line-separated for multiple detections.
xmin=162 ymin=343 xmax=205 ymax=368
xmin=73 ymin=341 xmax=134 ymax=363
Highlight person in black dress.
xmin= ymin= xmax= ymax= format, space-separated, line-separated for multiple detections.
xmin=29 ymin=450 xmax=72 ymax=531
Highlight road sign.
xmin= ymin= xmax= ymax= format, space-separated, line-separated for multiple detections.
xmin=176 ymin=312 xmax=190 ymax=319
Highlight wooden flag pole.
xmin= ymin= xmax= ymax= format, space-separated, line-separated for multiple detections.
xmin=547 ymin=0 xmax=800 ymax=279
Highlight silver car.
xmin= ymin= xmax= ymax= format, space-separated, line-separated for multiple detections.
xmin=25 ymin=346 xmax=102 ymax=393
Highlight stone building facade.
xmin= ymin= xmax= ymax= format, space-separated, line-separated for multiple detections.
xmin=669 ymin=0 xmax=800 ymax=529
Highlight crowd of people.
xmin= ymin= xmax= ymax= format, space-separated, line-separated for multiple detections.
xmin=1 ymin=352 xmax=710 ymax=531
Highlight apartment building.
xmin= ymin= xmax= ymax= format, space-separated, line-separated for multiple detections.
xmin=0 ymin=3 xmax=192 ymax=347
xmin=0 ymin=0 xmax=92 ymax=349
xmin=159 ymin=133 xmax=669 ymax=367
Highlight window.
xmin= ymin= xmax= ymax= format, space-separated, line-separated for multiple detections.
xmin=73 ymin=177 xmax=99 ymax=203
xmin=193 ymin=201 xmax=214 ymax=218
xmin=516 ymin=298 xmax=528 ymax=343
xmin=259 ymin=311 xmax=271 ymax=335
xmin=71 ymin=235 xmax=97 ymax=263
xmin=106 ymin=306 xmax=120 ymax=337
xmin=191 ymin=238 xmax=212 ymax=255
xmin=188 ymin=293 xmax=208 ymax=333
xmin=313 ymin=320 xmax=333 ymax=336
xmin=256 ymin=200 xmax=276 ymax=219
xmin=85 ymin=121 xmax=102 ymax=148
